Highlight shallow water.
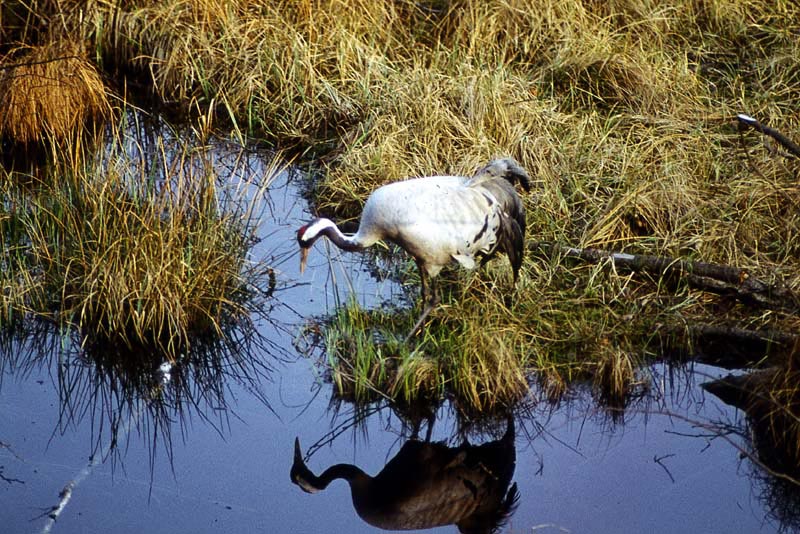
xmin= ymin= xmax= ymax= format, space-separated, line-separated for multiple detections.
xmin=0 ymin=136 xmax=795 ymax=534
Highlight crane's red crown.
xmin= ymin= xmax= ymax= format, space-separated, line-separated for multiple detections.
xmin=297 ymin=224 xmax=312 ymax=247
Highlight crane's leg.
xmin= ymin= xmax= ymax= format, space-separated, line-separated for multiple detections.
xmin=419 ymin=265 xmax=428 ymax=304
xmin=406 ymin=270 xmax=439 ymax=342
xmin=424 ymin=412 xmax=435 ymax=442
xmin=409 ymin=411 xmax=435 ymax=442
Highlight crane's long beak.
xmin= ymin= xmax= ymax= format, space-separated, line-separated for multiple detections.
xmin=299 ymin=247 xmax=309 ymax=274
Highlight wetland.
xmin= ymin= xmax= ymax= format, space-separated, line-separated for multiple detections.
xmin=2 ymin=1 xmax=800 ymax=532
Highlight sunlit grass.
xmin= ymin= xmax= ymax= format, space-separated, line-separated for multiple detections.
xmin=0 ymin=41 xmax=110 ymax=146
xmin=3 ymin=0 xmax=800 ymax=411
xmin=0 ymin=118 xmax=280 ymax=360
xmin=323 ymin=297 xmax=440 ymax=406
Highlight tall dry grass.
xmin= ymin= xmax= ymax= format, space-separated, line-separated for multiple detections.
xmin=0 ymin=41 xmax=110 ymax=145
xmin=3 ymin=0 xmax=800 ymax=409
xmin=272 ymin=0 xmax=798 ymax=410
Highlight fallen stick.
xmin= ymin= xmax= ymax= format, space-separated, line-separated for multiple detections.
xmin=530 ymin=241 xmax=799 ymax=313
xmin=737 ymin=113 xmax=800 ymax=159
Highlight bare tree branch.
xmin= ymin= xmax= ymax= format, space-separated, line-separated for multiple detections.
xmin=530 ymin=242 xmax=799 ymax=313
xmin=737 ymin=114 xmax=800 ymax=160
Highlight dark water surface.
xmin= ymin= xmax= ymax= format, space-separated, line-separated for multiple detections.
xmin=0 ymin=137 xmax=793 ymax=533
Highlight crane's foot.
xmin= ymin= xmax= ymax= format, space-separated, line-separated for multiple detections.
xmin=404 ymin=295 xmax=440 ymax=343
xmin=405 ymin=303 xmax=433 ymax=343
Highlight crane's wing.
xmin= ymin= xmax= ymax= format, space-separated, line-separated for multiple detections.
xmin=470 ymin=176 xmax=527 ymax=281
xmin=358 ymin=173 xmax=526 ymax=279
xmin=360 ymin=176 xmax=490 ymax=275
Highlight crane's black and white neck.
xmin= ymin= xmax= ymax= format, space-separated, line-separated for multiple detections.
xmin=297 ymin=218 xmax=381 ymax=273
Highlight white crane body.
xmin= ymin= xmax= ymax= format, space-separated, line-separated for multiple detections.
xmin=297 ymin=158 xmax=530 ymax=338
xmin=356 ymin=175 xmax=505 ymax=277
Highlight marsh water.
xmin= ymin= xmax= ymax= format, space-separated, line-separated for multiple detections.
xmin=1 ymin=128 xmax=797 ymax=534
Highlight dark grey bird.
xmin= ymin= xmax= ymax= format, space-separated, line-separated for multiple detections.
xmin=290 ymin=417 xmax=518 ymax=533
xmin=296 ymin=158 xmax=531 ymax=337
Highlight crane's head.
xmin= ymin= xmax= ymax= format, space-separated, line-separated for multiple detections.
xmin=290 ymin=437 xmax=319 ymax=493
xmin=474 ymin=158 xmax=532 ymax=192
xmin=297 ymin=224 xmax=314 ymax=274
xmin=297 ymin=218 xmax=342 ymax=274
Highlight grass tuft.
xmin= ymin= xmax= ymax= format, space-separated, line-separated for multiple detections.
xmin=0 ymin=117 xmax=279 ymax=360
xmin=0 ymin=41 xmax=110 ymax=145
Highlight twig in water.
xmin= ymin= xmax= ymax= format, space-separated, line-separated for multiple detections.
xmin=0 ymin=468 xmax=24 ymax=485
xmin=0 ymin=442 xmax=25 ymax=485
xmin=654 ymin=453 xmax=676 ymax=483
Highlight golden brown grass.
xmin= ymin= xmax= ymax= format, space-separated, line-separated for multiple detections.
xmin=106 ymin=0 xmax=800 ymax=410
xmin=0 ymin=41 xmax=110 ymax=145
xmin=4 ymin=0 xmax=800 ymax=411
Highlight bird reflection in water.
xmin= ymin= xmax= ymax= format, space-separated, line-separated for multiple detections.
xmin=291 ymin=417 xmax=518 ymax=533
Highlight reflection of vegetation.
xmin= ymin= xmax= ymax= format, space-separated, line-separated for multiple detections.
xmin=310 ymin=359 xmax=799 ymax=531
xmin=0 ymin=317 xmax=278 ymax=466
xmin=704 ymin=365 xmax=800 ymax=481
xmin=703 ymin=360 xmax=800 ymax=532
xmin=0 ymin=116 xmax=279 ymax=359
xmin=754 ymin=466 xmax=800 ymax=534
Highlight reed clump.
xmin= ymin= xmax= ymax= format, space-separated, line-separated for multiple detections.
xmin=0 ymin=42 xmax=110 ymax=145
xmin=324 ymin=299 xmax=442 ymax=406
xmin=0 ymin=175 xmax=46 ymax=327
xmin=322 ymin=294 xmax=528 ymax=413
xmin=0 ymin=123 xmax=277 ymax=360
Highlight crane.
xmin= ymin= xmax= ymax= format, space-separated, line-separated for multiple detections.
xmin=297 ymin=158 xmax=531 ymax=338
xmin=290 ymin=417 xmax=518 ymax=532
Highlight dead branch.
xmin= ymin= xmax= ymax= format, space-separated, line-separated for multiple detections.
xmin=737 ymin=114 xmax=800 ymax=160
xmin=530 ymin=241 xmax=799 ymax=313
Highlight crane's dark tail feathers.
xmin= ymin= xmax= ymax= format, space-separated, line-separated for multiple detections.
xmin=490 ymin=215 xmax=524 ymax=283
xmin=478 ymin=212 xmax=524 ymax=285
xmin=498 ymin=483 xmax=521 ymax=531
xmin=472 ymin=158 xmax=532 ymax=192
xmin=472 ymin=157 xmax=529 ymax=293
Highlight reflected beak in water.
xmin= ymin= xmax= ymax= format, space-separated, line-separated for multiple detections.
xmin=291 ymin=437 xmax=320 ymax=494
xmin=300 ymin=247 xmax=309 ymax=274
